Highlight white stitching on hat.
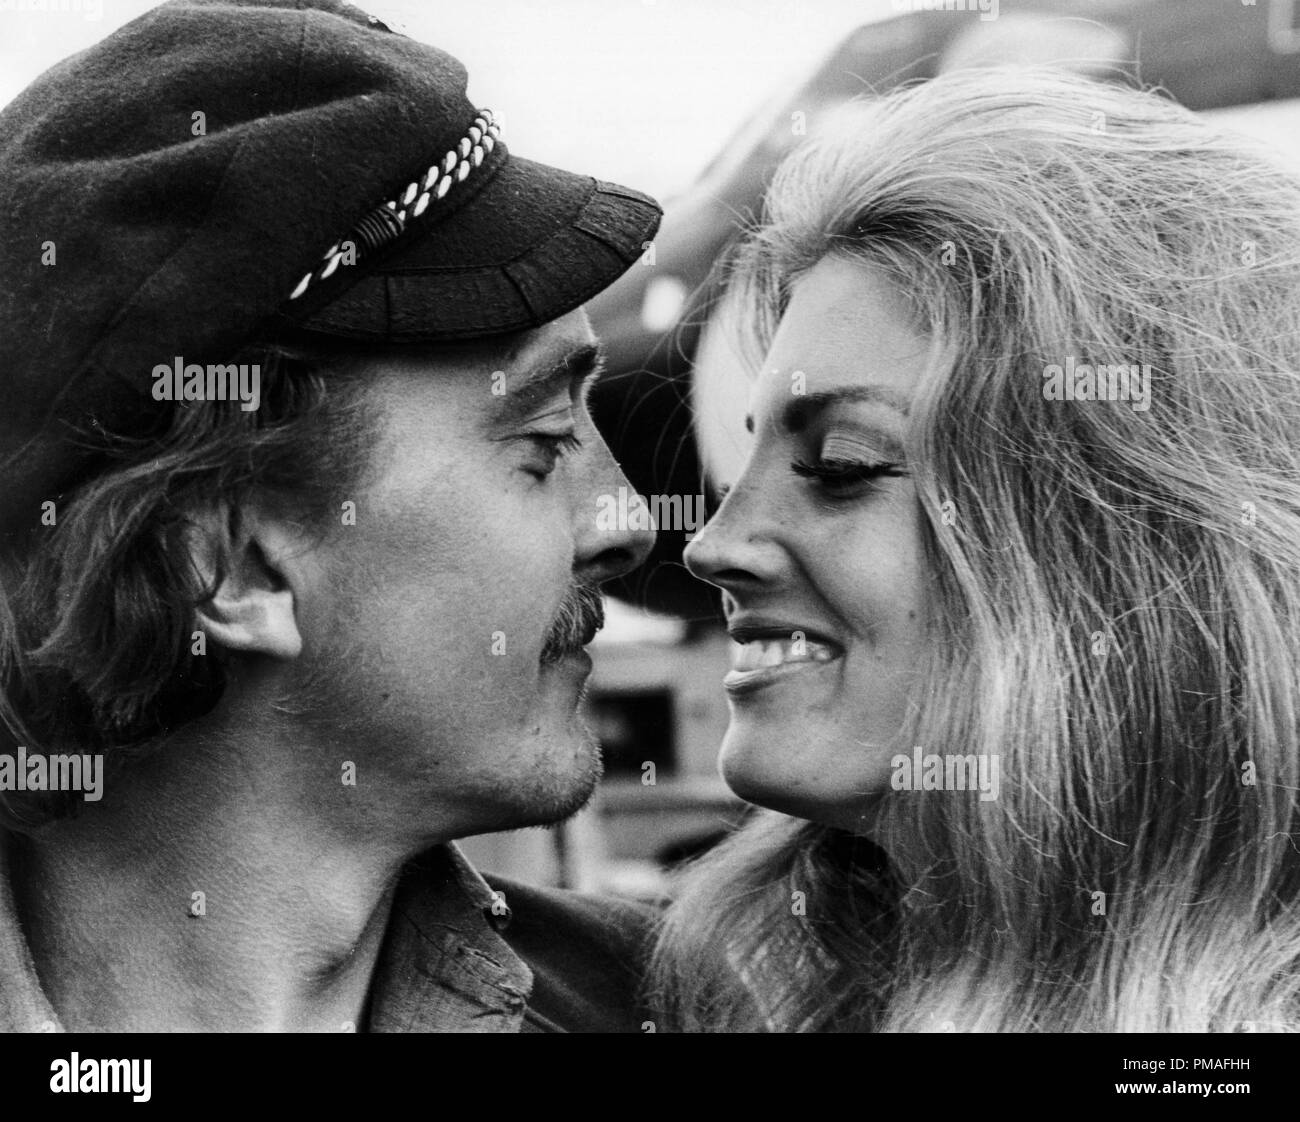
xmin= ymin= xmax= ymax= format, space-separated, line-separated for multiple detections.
xmin=287 ymin=109 xmax=501 ymax=303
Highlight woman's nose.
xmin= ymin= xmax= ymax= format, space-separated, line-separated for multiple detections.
xmin=683 ymin=480 xmax=787 ymax=596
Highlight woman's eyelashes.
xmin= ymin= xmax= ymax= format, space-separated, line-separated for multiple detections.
xmin=791 ymin=430 xmax=906 ymax=498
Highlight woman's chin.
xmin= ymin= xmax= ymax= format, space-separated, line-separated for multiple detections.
xmin=718 ymin=728 xmax=886 ymax=828
xmin=717 ymin=722 xmax=899 ymax=826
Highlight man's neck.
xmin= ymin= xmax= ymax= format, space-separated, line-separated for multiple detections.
xmin=10 ymin=725 xmax=425 ymax=1033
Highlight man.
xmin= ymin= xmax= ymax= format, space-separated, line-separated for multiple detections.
xmin=0 ymin=0 xmax=661 ymax=1032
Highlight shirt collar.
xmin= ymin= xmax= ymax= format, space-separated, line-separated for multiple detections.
xmin=365 ymin=841 xmax=535 ymax=1033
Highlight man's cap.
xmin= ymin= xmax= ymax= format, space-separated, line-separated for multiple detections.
xmin=0 ymin=0 xmax=662 ymax=532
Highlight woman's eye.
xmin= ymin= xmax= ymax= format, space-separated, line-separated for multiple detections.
xmin=522 ymin=431 xmax=583 ymax=477
xmin=791 ymin=456 xmax=905 ymax=497
xmin=791 ymin=429 xmax=906 ymax=498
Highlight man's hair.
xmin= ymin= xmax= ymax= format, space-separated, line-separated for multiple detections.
xmin=0 ymin=335 xmax=380 ymax=828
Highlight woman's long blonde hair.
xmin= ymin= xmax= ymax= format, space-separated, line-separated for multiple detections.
xmin=651 ymin=68 xmax=1300 ymax=1032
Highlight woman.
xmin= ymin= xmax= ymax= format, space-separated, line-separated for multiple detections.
xmin=650 ymin=67 xmax=1300 ymax=1032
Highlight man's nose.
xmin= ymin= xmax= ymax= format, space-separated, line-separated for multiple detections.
xmin=573 ymin=435 xmax=656 ymax=585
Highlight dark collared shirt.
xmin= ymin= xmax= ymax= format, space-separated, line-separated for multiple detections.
xmin=366 ymin=843 xmax=534 ymax=1032
xmin=369 ymin=844 xmax=656 ymax=1033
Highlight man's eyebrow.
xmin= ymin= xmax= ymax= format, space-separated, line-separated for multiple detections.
xmin=743 ymin=385 xmax=910 ymax=435
xmin=498 ymin=342 xmax=607 ymax=419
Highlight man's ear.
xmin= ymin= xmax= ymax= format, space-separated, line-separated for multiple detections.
xmin=190 ymin=504 xmax=308 ymax=660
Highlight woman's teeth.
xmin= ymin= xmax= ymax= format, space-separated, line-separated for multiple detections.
xmin=731 ymin=637 xmax=839 ymax=671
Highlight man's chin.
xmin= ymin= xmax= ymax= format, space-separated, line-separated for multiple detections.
xmin=533 ymin=777 xmax=600 ymax=831
xmin=501 ymin=724 xmax=604 ymax=830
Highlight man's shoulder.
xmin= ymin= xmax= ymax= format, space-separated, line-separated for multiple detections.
xmin=483 ymin=873 xmax=660 ymax=1034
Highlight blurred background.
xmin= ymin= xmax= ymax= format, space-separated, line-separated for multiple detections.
xmin=6 ymin=0 xmax=1298 ymax=895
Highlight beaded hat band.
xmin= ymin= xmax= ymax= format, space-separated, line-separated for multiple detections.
xmin=286 ymin=108 xmax=502 ymax=304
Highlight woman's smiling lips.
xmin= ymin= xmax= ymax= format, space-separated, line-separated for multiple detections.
xmin=724 ymin=618 xmax=846 ymax=696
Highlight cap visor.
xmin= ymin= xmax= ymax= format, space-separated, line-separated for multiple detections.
xmin=289 ymin=153 xmax=661 ymax=342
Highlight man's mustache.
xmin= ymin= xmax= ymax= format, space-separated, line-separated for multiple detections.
xmin=540 ymin=584 xmax=604 ymax=663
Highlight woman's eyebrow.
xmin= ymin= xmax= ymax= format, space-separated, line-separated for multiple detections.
xmin=744 ymin=384 xmax=911 ymax=435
